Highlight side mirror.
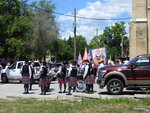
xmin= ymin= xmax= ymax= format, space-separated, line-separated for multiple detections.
xmin=8 ymin=67 xmax=11 ymax=69
xmin=130 ymin=62 xmax=136 ymax=69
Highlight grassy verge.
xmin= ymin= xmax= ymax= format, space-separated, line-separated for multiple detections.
xmin=0 ymin=98 xmax=150 ymax=113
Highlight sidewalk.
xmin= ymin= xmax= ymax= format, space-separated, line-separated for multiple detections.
xmin=5 ymin=91 xmax=150 ymax=100
xmin=1 ymin=81 xmax=150 ymax=100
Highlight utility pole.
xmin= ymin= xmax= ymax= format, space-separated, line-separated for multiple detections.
xmin=74 ymin=8 xmax=76 ymax=61
xmin=95 ymin=28 xmax=102 ymax=48
xmin=96 ymin=28 xmax=98 ymax=48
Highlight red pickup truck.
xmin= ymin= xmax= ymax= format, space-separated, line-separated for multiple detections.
xmin=97 ymin=54 xmax=150 ymax=95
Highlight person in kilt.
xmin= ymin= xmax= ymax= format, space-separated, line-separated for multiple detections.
xmin=39 ymin=62 xmax=48 ymax=95
xmin=29 ymin=61 xmax=35 ymax=90
xmin=83 ymin=60 xmax=95 ymax=94
xmin=47 ymin=67 xmax=52 ymax=92
xmin=66 ymin=61 xmax=78 ymax=95
xmin=57 ymin=62 xmax=67 ymax=93
xmin=21 ymin=60 xmax=30 ymax=94
xmin=89 ymin=63 xmax=96 ymax=93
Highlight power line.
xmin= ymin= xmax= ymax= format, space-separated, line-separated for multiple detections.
xmin=23 ymin=3 xmax=132 ymax=21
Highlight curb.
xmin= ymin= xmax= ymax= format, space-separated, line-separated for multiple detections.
xmin=6 ymin=93 xmax=82 ymax=100
xmin=73 ymin=92 xmax=150 ymax=99
xmin=134 ymin=94 xmax=150 ymax=99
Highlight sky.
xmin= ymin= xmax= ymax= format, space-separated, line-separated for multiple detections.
xmin=29 ymin=0 xmax=132 ymax=43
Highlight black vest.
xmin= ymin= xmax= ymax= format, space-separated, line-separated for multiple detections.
xmin=70 ymin=66 xmax=77 ymax=77
xmin=22 ymin=64 xmax=29 ymax=76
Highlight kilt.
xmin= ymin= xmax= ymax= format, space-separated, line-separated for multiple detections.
xmin=30 ymin=78 xmax=34 ymax=84
xmin=85 ymin=74 xmax=95 ymax=84
xmin=22 ymin=76 xmax=30 ymax=84
xmin=47 ymin=76 xmax=51 ymax=83
xmin=39 ymin=76 xmax=48 ymax=87
xmin=58 ymin=77 xmax=66 ymax=84
xmin=68 ymin=77 xmax=77 ymax=87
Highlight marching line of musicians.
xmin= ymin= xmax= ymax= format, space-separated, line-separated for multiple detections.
xmin=21 ymin=59 xmax=100 ymax=95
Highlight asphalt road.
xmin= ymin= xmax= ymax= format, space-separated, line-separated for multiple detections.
xmin=0 ymin=79 xmax=149 ymax=100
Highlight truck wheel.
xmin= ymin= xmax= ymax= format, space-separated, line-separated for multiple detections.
xmin=1 ymin=74 xmax=8 ymax=83
xmin=107 ymin=78 xmax=124 ymax=95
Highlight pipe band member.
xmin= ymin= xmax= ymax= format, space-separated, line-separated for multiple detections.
xmin=66 ymin=61 xmax=78 ymax=95
xmin=58 ymin=62 xmax=67 ymax=93
xmin=39 ymin=62 xmax=48 ymax=95
xmin=83 ymin=60 xmax=95 ymax=94
xmin=21 ymin=60 xmax=30 ymax=94
xmin=29 ymin=61 xmax=35 ymax=90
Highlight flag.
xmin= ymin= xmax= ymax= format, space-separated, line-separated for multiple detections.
xmin=83 ymin=47 xmax=88 ymax=60
xmin=88 ymin=50 xmax=91 ymax=62
xmin=77 ymin=52 xmax=82 ymax=67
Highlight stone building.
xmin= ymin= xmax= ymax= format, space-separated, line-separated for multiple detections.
xmin=130 ymin=0 xmax=150 ymax=59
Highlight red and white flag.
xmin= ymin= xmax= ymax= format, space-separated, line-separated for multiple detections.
xmin=83 ymin=47 xmax=88 ymax=60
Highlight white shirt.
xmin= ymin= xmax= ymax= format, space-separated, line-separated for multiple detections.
xmin=67 ymin=66 xmax=72 ymax=77
xmin=83 ymin=64 xmax=89 ymax=78
xmin=29 ymin=65 xmax=34 ymax=78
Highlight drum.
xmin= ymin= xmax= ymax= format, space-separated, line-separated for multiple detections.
xmin=76 ymin=80 xmax=86 ymax=92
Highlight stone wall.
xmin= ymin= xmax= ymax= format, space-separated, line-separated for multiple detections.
xmin=130 ymin=0 xmax=150 ymax=59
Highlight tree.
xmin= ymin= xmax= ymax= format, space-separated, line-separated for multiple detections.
xmin=88 ymin=35 xmax=105 ymax=49
xmin=31 ymin=0 xmax=58 ymax=61
xmin=48 ymin=35 xmax=87 ymax=62
xmin=103 ymin=21 xmax=128 ymax=59
xmin=66 ymin=35 xmax=88 ymax=59
xmin=0 ymin=0 xmax=32 ymax=61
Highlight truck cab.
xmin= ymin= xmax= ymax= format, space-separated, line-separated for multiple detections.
xmin=1 ymin=61 xmax=24 ymax=83
xmin=1 ymin=61 xmax=41 ymax=83
xmin=97 ymin=54 xmax=150 ymax=95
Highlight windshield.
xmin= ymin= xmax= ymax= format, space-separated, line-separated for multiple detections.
xmin=50 ymin=63 xmax=61 ymax=68
xmin=34 ymin=62 xmax=40 ymax=67
xmin=123 ymin=56 xmax=139 ymax=66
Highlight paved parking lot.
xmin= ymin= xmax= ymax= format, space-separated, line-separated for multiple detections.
xmin=0 ymin=79 xmax=150 ymax=100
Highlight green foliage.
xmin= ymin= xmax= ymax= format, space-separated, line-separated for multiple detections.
xmin=89 ymin=35 xmax=105 ymax=49
xmin=89 ymin=21 xmax=129 ymax=60
xmin=0 ymin=0 xmax=129 ymax=62
xmin=28 ymin=0 xmax=58 ymax=61
xmin=0 ymin=0 xmax=58 ymax=61
xmin=49 ymin=35 xmax=87 ymax=62
xmin=6 ymin=38 xmax=25 ymax=60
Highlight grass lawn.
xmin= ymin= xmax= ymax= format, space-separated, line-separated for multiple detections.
xmin=0 ymin=98 xmax=150 ymax=113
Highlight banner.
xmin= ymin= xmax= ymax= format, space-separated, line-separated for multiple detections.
xmin=91 ymin=47 xmax=107 ymax=68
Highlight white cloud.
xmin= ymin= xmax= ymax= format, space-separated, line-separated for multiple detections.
xmin=59 ymin=0 xmax=132 ymax=24
xmin=58 ymin=0 xmax=132 ymax=43
xmin=60 ymin=25 xmax=103 ymax=44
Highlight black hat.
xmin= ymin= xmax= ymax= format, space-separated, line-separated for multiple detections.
xmin=71 ymin=61 xmax=76 ymax=65
xmin=83 ymin=59 xmax=89 ymax=62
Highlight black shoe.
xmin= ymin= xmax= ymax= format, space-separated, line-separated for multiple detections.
xmin=23 ymin=92 xmax=27 ymax=94
xmin=39 ymin=93 xmax=43 ymax=95
xmin=58 ymin=91 xmax=62 ymax=93
xmin=87 ymin=92 xmax=92 ymax=94
xmin=63 ymin=91 xmax=66 ymax=93
xmin=66 ymin=93 xmax=72 ymax=95
xmin=43 ymin=92 xmax=46 ymax=95
xmin=29 ymin=88 xmax=32 ymax=90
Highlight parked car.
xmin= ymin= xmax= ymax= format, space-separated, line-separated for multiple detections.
xmin=97 ymin=54 xmax=150 ymax=95
xmin=0 ymin=61 xmax=40 ymax=83
xmin=49 ymin=63 xmax=61 ymax=80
